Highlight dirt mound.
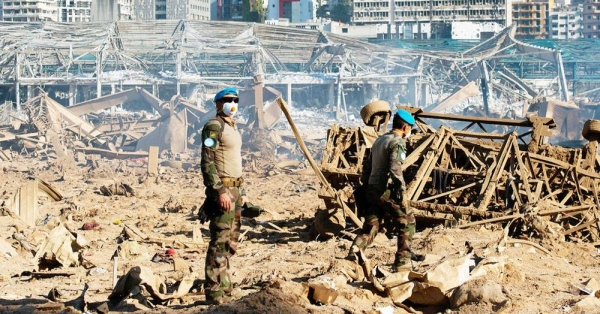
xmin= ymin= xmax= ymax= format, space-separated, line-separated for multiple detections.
xmin=206 ymin=286 xmax=309 ymax=314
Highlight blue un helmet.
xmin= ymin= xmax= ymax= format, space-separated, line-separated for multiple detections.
xmin=395 ymin=109 xmax=415 ymax=126
xmin=214 ymin=87 xmax=238 ymax=102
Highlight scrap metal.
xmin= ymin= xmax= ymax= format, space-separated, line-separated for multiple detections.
xmin=317 ymin=103 xmax=600 ymax=244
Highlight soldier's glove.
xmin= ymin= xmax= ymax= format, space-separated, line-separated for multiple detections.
xmin=198 ymin=204 xmax=209 ymax=224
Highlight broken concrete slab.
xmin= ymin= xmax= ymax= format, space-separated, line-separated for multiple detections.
xmin=572 ymin=294 xmax=600 ymax=312
xmin=424 ymin=254 xmax=472 ymax=293
xmin=408 ymin=282 xmax=448 ymax=306
xmin=450 ymin=279 xmax=506 ymax=308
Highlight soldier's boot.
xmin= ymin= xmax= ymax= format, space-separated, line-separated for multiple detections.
xmin=205 ymin=290 xmax=229 ymax=305
xmin=392 ymin=252 xmax=412 ymax=272
xmin=346 ymin=244 xmax=361 ymax=261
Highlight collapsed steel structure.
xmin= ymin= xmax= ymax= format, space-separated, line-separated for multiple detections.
xmin=0 ymin=20 xmax=598 ymax=123
xmin=318 ymin=101 xmax=600 ymax=244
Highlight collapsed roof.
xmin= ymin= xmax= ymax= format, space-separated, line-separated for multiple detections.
xmin=0 ymin=21 xmax=582 ymax=104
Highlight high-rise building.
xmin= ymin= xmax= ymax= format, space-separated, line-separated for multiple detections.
xmin=57 ymin=0 xmax=92 ymax=22
xmin=582 ymin=0 xmax=600 ymax=38
xmin=351 ymin=0 xmax=511 ymax=38
xmin=216 ymin=0 xmax=243 ymax=20
xmin=282 ymin=0 xmax=300 ymax=22
xmin=216 ymin=0 xmax=264 ymax=21
xmin=2 ymin=0 xmax=58 ymax=21
xmin=91 ymin=0 xmax=133 ymax=21
xmin=512 ymin=0 xmax=554 ymax=38
xmin=299 ymin=0 xmax=316 ymax=22
xmin=549 ymin=4 xmax=584 ymax=39
xmin=132 ymin=0 xmax=210 ymax=20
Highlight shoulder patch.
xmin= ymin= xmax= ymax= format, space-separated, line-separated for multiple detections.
xmin=202 ymin=119 xmax=222 ymax=149
xmin=204 ymin=137 xmax=216 ymax=148
xmin=400 ymin=152 xmax=406 ymax=161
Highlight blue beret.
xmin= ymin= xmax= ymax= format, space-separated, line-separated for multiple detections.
xmin=214 ymin=87 xmax=238 ymax=102
xmin=396 ymin=109 xmax=415 ymax=126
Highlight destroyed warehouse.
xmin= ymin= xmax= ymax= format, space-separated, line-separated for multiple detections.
xmin=0 ymin=20 xmax=599 ymax=313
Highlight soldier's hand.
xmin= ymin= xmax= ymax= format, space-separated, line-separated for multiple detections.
xmin=219 ymin=192 xmax=232 ymax=212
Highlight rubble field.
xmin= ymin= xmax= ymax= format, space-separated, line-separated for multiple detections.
xmin=1 ymin=153 xmax=600 ymax=314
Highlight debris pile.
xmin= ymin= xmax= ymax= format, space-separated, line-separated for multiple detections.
xmin=317 ymin=104 xmax=600 ymax=247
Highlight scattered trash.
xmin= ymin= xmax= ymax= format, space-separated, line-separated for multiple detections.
xmin=100 ymin=182 xmax=135 ymax=197
xmin=82 ymin=221 xmax=99 ymax=230
xmin=118 ymin=240 xmax=149 ymax=260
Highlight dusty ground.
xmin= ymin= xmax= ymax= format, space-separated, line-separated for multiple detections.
xmin=1 ymin=153 xmax=600 ymax=314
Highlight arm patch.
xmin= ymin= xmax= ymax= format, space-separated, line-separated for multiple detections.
xmin=202 ymin=121 xmax=222 ymax=149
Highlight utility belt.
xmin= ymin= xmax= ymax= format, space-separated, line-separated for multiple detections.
xmin=220 ymin=177 xmax=244 ymax=188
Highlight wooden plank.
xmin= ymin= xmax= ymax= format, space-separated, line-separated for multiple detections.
xmin=510 ymin=137 xmax=534 ymax=202
xmin=476 ymin=134 xmax=513 ymax=211
xmin=418 ymin=182 xmax=477 ymax=202
xmin=562 ymin=218 xmax=598 ymax=235
xmin=539 ymin=164 xmax=557 ymax=202
xmin=148 ymin=146 xmax=159 ymax=175
xmin=448 ymin=133 xmax=485 ymax=168
xmin=403 ymin=133 xmax=435 ymax=168
xmin=410 ymin=129 xmax=450 ymax=201
xmin=560 ymin=190 xmax=574 ymax=205
xmin=401 ymin=108 xmax=553 ymax=127
xmin=590 ymin=181 xmax=600 ymax=241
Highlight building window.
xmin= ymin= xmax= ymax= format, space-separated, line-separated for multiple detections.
xmin=342 ymin=28 xmax=348 ymax=33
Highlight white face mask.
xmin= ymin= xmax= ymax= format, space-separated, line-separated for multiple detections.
xmin=403 ymin=128 xmax=412 ymax=139
xmin=222 ymin=101 xmax=238 ymax=117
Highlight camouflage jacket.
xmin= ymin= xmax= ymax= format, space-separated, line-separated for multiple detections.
xmin=360 ymin=130 xmax=407 ymax=194
xmin=200 ymin=116 xmax=244 ymax=195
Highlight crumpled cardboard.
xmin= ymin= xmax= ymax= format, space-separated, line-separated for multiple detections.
xmin=379 ymin=253 xmax=492 ymax=306
xmin=34 ymin=224 xmax=84 ymax=268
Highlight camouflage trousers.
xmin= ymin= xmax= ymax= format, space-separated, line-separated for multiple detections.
xmin=351 ymin=186 xmax=416 ymax=261
xmin=204 ymin=187 xmax=242 ymax=301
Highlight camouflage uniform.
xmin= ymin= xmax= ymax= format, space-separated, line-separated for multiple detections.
xmin=200 ymin=115 xmax=244 ymax=303
xmin=350 ymin=130 xmax=416 ymax=270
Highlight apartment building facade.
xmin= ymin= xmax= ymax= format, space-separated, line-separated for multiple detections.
xmin=216 ymin=0 xmax=243 ymax=20
xmin=351 ymin=0 xmax=511 ymax=38
xmin=512 ymin=0 xmax=554 ymax=38
xmin=549 ymin=4 xmax=583 ymax=39
xmin=57 ymin=0 xmax=92 ymax=22
xmin=582 ymin=0 xmax=600 ymax=38
xmin=2 ymin=0 xmax=58 ymax=21
xmin=131 ymin=0 xmax=210 ymax=20
xmin=266 ymin=0 xmax=316 ymax=22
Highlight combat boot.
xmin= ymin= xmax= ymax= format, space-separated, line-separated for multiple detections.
xmin=392 ymin=254 xmax=412 ymax=272
xmin=346 ymin=245 xmax=361 ymax=262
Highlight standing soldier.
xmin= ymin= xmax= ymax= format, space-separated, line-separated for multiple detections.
xmin=199 ymin=87 xmax=246 ymax=304
xmin=348 ymin=109 xmax=416 ymax=272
